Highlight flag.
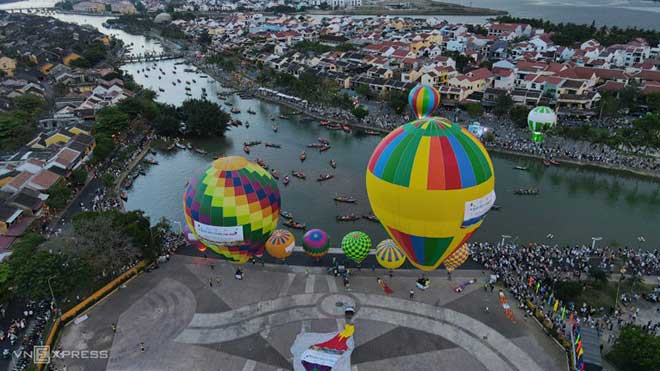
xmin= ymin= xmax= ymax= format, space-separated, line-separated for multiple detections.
xmin=553 ymin=299 xmax=559 ymax=312
xmin=535 ymin=281 xmax=540 ymax=293
xmin=528 ymin=276 xmax=534 ymax=287
xmin=568 ymin=312 xmax=574 ymax=326
xmin=547 ymin=293 xmax=554 ymax=305
xmin=561 ymin=306 xmax=566 ymax=320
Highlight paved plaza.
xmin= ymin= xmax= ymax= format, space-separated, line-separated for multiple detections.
xmin=55 ymin=255 xmax=566 ymax=371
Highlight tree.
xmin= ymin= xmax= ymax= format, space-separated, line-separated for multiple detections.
xmin=152 ymin=104 xmax=180 ymax=137
xmin=95 ymin=106 xmax=130 ymax=136
xmin=46 ymin=183 xmax=72 ymax=210
xmin=355 ymin=84 xmax=371 ymax=98
xmin=13 ymin=94 xmax=46 ymax=117
xmin=645 ymin=92 xmax=660 ymax=114
xmin=493 ymin=94 xmax=513 ymax=117
xmin=554 ymin=281 xmax=583 ymax=302
xmin=180 ymin=99 xmax=230 ymax=137
xmin=589 ymin=267 xmax=608 ymax=288
xmin=92 ymin=134 xmax=115 ymax=163
xmin=59 ymin=1 xmax=73 ymax=10
xmin=101 ymin=173 xmax=115 ymax=188
xmin=0 ymin=111 xmax=36 ymax=153
xmin=352 ymin=105 xmax=369 ymax=120
xmin=465 ymin=103 xmax=483 ymax=118
xmin=607 ymin=325 xmax=660 ymax=371
xmin=619 ymin=82 xmax=641 ymax=111
xmin=198 ymin=29 xmax=212 ymax=46
xmin=71 ymin=168 xmax=88 ymax=186
xmin=510 ymin=105 xmax=531 ymax=129
xmin=596 ymin=94 xmax=622 ymax=118
xmin=387 ymin=90 xmax=408 ymax=115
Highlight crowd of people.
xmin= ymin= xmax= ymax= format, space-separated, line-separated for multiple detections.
xmin=0 ymin=301 xmax=51 ymax=370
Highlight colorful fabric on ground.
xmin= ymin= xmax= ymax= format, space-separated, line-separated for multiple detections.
xmin=341 ymin=231 xmax=372 ymax=264
xmin=408 ymin=84 xmax=440 ymax=119
xmin=366 ymin=105 xmax=496 ymax=271
xmin=443 ymin=244 xmax=469 ymax=272
xmin=303 ymin=229 xmax=330 ymax=258
xmin=183 ymin=156 xmax=281 ymax=263
xmin=265 ymin=229 xmax=295 ymax=259
xmin=301 ymin=325 xmax=355 ymax=371
xmin=375 ymin=239 xmax=406 ymax=270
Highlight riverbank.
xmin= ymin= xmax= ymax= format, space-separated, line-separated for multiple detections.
xmin=308 ymin=0 xmax=506 ymax=16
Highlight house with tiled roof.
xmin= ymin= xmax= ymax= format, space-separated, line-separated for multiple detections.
xmin=26 ymin=169 xmax=61 ymax=191
xmin=0 ymin=204 xmax=23 ymax=236
xmin=1 ymin=171 xmax=33 ymax=194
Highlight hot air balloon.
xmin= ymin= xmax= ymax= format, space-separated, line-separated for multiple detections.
xmin=183 ymin=156 xmax=280 ymax=264
xmin=303 ymin=229 xmax=329 ymax=259
xmin=375 ymin=239 xmax=406 ymax=270
xmin=266 ymin=229 xmax=296 ymax=260
xmin=341 ymin=231 xmax=371 ymax=264
xmin=443 ymin=244 xmax=469 ymax=272
xmin=183 ymin=224 xmax=207 ymax=252
xmin=527 ymin=106 xmax=556 ymax=143
xmin=366 ymin=85 xmax=495 ymax=271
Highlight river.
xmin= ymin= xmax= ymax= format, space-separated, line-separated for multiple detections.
xmin=120 ymin=59 xmax=660 ymax=249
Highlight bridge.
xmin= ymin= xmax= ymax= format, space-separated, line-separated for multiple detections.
xmin=121 ymin=53 xmax=185 ymax=63
xmin=2 ymin=7 xmax=57 ymax=14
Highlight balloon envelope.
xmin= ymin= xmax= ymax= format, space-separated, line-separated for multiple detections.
xmin=266 ymin=229 xmax=296 ymax=259
xmin=443 ymin=244 xmax=469 ymax=272
xmin=183 ymin=156 xmax=281 ymax=263
xmin=341 ymin=231 xmax=372 ymax=264
xmin=303 ymin=229 xmax=330 ymax=258
xmin=366 ymin=91 xmax=495 ymax=271
xmin=527 ymin=106 xmax=556 ymax=143
xmin=375 ymin=239 xmax=406 ymax=270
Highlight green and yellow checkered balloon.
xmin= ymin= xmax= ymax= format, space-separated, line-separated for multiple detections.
xmin=341 ymin=231 xmax=372 ymax=264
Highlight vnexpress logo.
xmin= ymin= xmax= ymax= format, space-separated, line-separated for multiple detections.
xmin=33 ymin=345 xmax=51 ymax=365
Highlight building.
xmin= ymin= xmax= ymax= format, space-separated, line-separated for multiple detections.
xmin=0 ymin=57 xmax=17 ymax=77
xmin=72 ymin=1 xmax=106 ymax=13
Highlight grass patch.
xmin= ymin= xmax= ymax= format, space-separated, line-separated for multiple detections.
xmin=575 ymin=279 xmax=653 ymax=310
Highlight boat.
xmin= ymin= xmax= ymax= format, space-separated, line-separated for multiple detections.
xmin=336 ymin=214 xmax=360 ymax=222
xmin=177 ymin=79 xmax=181 ymax=83
xmin=158 ymin=88 xmax=164 ymax=92
xmin=341 ymin=124 xmax=352 ymax=134
xmin=513 ymin=188 xmax=539 ymax=196
xmin=319 ymin=145 xmax=330 ymax=152
xmin=280 ymin=211 xmax=294 ymax=219
xmin=320 ymin=120 xmax=329 ymax=127
xmin=247 ymin=108 xmax=256 ymax=114
xmin=231 ymin=119 xmax=242 ymax=126
xmin=300 ymin=151 xmax=306 ymax=161
xmin=245 ymin=122 xmax=250 ymax=128
xmin=166 ymin=143 xmax=176 ymax=151
xmin=543 ymin=160 xmax=551 ymax=167
xmin=513 ymin=165 xmax=529 ymax=171
xmin=334 ymin=196 xmax=356 ymax=203
xmin=185 ymin=87 xmax=191 ymax=91
xmin=224 ymin=102 xmax=233 ymax=106
xmin=144 ymin=158 xmax=159 ymax=165
xmin=279 ymin=114 xmax=287 ymax=119
xmin=186 ymin=143 xmax=192 ymax=150
xmin=200 ymin=75 xmax=208 ymax=78
xmin=192 ymin=79 xmax=197 ymax=83
xmin=490 ymin=204 xmax=502 ymax=211
xmin=175 ymin=142 xmax=186 ymax=149
xmin=317 ymin=174 xmax=334 ymax=182
xmin=329 ymin=160 xmax=336 ymax=169
xmin=158 ymin=76 xmax=161 ymax=80
xmin=264 ymin=142 xmax=281 ymax=148
xmin=362 ymin=213 xmax=379 ymax=222
xmin=244 ymin=140 xmax=261 ymax=147
xmin=282 ymin=175 xmax=290 ymax=186
xmin=185 ymin=93 xmax=192 ymax=96
xmin=243 ymin=145 xmax=250 ymax=154
xmin=123 ymin=178 xmax=133 ymax=189
xmin=327 ymin=123 xmax=342 ymax=131
xmin=184 ymin=68 xmax=194 ymax=72
xmin=283 ymin=220 xmax=306 ymax=230
xmin=120 ymin=192 xmax=128 ymax=201
xmin=364 ymin=129 xmax=381 ymax=135
xmin=549 ymin=159 xmax=560 ymax=166
xmin=217 ymin=95 xmax=226 ymax=100
xmin=231 ymin=107 xmax=241 ymax=114
xmin=272 ymin=125 xmax=278 ymax=132
xmin=271 ymin=169 xmax=279 ymax=179
xmin=307 ymin=143 xmax=324 ymax=148
xmin=150 ymin=149 xmax=157 ymax=155
xmin=194 ymin=148 xmax=208 ymax=154
xmin=256 ymin=158 xmax=268 ymax=169
xmin=291 ymin=171 xmax=306 ymax=179
xmin=172 ymin=82 xmax=176 ymax=86
xmin=318 ymin=137 xmax=330 ymax=144
xmin=139 ymin=168 xmax=146 ymax=176
xmin=186 ymin=81 xmax=190 ymax=85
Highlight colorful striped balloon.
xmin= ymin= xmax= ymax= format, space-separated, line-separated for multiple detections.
xmin=375 ymin=239 xmax=406 ymax=270
xmin=303 ymin=228 xmax=329 ymax=259
xmin=366 ymin=98 xmax=495 ymax=271
xmin=443 ymin=244 xmax=469 ymax=272
xmin=265 ymin=229 xmax=296 ymax=259
xmin=408 ymin=85 xmax=440 ymax=119
xmin=183 ymin=156 xmax=280 ymax=263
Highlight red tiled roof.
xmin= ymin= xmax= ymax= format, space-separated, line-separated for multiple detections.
xmin=28 ymin=169 xmax=60 ymax=190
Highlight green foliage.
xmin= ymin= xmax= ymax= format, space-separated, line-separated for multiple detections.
xmin=387 ymin=90 xmax=409 ymax=115
xmin=554 ymin=281 xmax=583 ymax=302
xmin=352 ymin=105 xmax=369 ymax=120
xmin=101 ymin=173 xmax=115 ymax=188
xmin=355 ymin=84 xmax=372 ymax=98
xmin=180 ymin=99 xmax=230 ymax=137
xmin=293 ymin=41 xmax=332 ymax=54
xmin=71 ymin=168 xmax=88 ymax=186
xmin=198 ymin=29 xmax=212 ymax=46
xmin=152 ymin=104 xmax=180 ymax=137
xmin=46 ymin=183 xmax=72 ymax=210
xmin=607 ymin=325 xmax=660 ymax=371
xmin=206 ymin=52 xmax=238 ymax=72
xmin=556 ymin=113 xmax=660 ymax=149
xmin=444 ymin=51 xmax=473 ymax=73
xmin=590 ymin=267 xmax=609 ymax=288
xmin=92 ymin=134 xmax=115 ymax=163
xmin=58 ymin=1 xmax=73 ymax=10
xmin=13 ymin=94 xmax=46 ymax=116
xmin=465 ymin=102 xmax=484 ymax=117
xmin=335 ymin=43 xmax=356 ymax=52
xmin=273 ymin=70 xmax=347 ymax=108
xmin=510 ymin=105 xmax=530 ymax=129
xmin=493 ymin=94 xmax=513 ymax=117
xmin=646 ymin=92 xmax=660 ymax=114
xmin=596 ymin=94 xmax=622 ymax=117
xmin=0 ymin=94 xmax=47 ymax=153
xmin=95 ymin=106 xmax=130 ymax=136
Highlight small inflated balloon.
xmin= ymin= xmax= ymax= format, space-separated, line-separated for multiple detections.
xmin=527 ymin=106 xmax=556 ymax=143
xmin=303 ymin=229 xmax=329 ymax=259
xmin=183 ymin=156 xmax=280 ymax=263
xmin=266 ymin=229 xmax=295 ymax=259
xmin=443 ymin=244 xmax=469 ymax=272
xmin=341 ymin=231 xmax=371 ymax=264
xmin=375 ymin=239 xmax=406 ymax=270
xmin=408 ymin=85 xmax=440 ymax=119
xmin=366 ymin=89 xmax=495 ymax=271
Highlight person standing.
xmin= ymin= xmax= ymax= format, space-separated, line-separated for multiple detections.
xmin=140 ymin=342 xmax=145 ymax=353
xmin=409 ymin=289 xmax=415 ymax=300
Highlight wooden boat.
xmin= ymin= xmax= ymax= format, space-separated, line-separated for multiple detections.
xmin=307 ymin=143 xmax=324 ymax=148
xmin=264 ymin=142 xmax=281 ymax=148
xmin=166 ymin=143 xmax=176 ymax=151
xmin=319 ymin=145 xmax=330 ymax=152
xmin=186 ymin=81 xmax=190 ymax=85
xmin=329 ymin=160 xmax=336 ymax=169
xmin=217 ymin=95 xmax=226 ymax=100
xmin=334 ymin=196 xmax=356 ymax=203
xmin=364 ymin=129 xmax=381 ymax=135
xmin=549 ymin=159 xmax=560 ymax=166
xmin=231 ymin=107 xmax=241 ymax=114
xmin=271 ymin=169 xmax=280 ymax=179
xmin=175 ymin=142 xmax=186 ymax=149
xmin=158 ymin=88 xmax=164 ymax=92
xmin=283 ymin=219 xmax=306 ymax=230
xmin=490 ymin=204 xmax=502 ymax=211
xmin=326 ymin=123 xmax=342 ymax=130
xmin=245 ymin=122 xmax=250 ymax=128
xmin=256 ymin=158 xmax=268 ymax=169
xmin=194 ymin=148 xmax=208 ymax=154
xmin=172 ymin=82 xmax=176 ymax=85
xmin=291 ymin=171 xmax=306 ymax=179
xmin=224 ymin=102 xmax=233 ymax=106
xmin=177 ymin=79 xmax=181 ymax=83
xmin=513 ymin=165 xmax=528 ymax=171
xmin=244 ymin=140 xmax=261 ymax=146
xmin=185 ymin=87 xmax=191 ymax=91
xmin=282 ymin=175 xmax=290 ymax=186
xmin=341 ymin=124 xmax=352 ymax=133
xmin=150 ymin=149 xmax=157 ymax=155
xmin=243 ymin=145 xmax=250 ymax=154
xmin=543 ymin=160 xmax=551 ymax=167
xmin=320 ymin=120 xmax=329 ymax=126
xmin=144 ymin=158 xmax=159 ymax=165
xmin=186 ymin=143 xmax=192 ymax=150
xmin=300 ymin=151 xmax=306 ymax=161
xmin=280 ymin=211 xmax=294 ymax=219
xmin=247 ymin=108 xmax=256 ymax=114
xmin=120 ymin=191 xmax=128 ymax=201
xmin=336 ymin=214 xmax=360 ymax=222
xmin=192 ymin=79 xmax=197 ymax=83
xmin=200 ymin=75 xmax=208 ymax=78
xmin=318 ymin=137 xmax=330 ymax=144
xmin=272 ymin=125 xmax=278 ymax=132
xmin=317 ymin=174 xmax=334 ymax=182
xmin=362 ymin=213 xmax=379 ymax=222
xmin=513 ymin=188 xmax=539 ymax=196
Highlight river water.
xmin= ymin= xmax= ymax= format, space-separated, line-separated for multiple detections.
xmin=121 ymin=59 xmax=660 ymax=249
xmin=4 ymin=9 xmax=659 ymax=248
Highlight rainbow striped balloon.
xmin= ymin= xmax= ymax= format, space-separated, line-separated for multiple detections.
xmin=366 ymin=103 xmax=495 ymax=271
xmin=375 ymin=239 xmax=406 ymax=270
xmin=408 ymin=85 xmax=440 ymax=119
